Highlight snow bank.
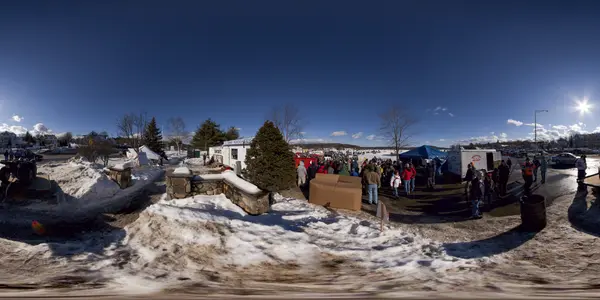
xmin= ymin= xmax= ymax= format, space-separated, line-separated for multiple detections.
xmin=38 ymin=161 xmax=163 ymax=207
xmin=184 ymin=157 xmax=205 ymax=165
xmin=91 ymin=193 xmax=480 ymax=292
xmin=192 ymin=170 xmax=262 ymax=194
xmin=41 ymin=161 xmax=122 ymax=202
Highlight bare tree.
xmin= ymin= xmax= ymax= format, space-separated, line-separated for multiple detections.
xmin=133 ymin=112 xmax=148 ymax=148
xmin=380 ymin=107 xmax=416 ymax=158
xmin=116 ymin=113 xmax=135 ymax=146
xmin=167 ymin=117 xmax=186 ymax=154
xmin=269 ymin=104 xmax=303 ymax=143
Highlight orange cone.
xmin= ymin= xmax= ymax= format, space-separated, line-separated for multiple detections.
xmin=31 ymin=220 xmax=46 ymax=235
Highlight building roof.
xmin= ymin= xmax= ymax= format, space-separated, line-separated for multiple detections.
xmin=223 ymin=137 xmax=254 ymax=146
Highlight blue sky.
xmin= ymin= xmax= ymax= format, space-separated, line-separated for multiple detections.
xmin=1 ymin=0 xmax=599 ymax=147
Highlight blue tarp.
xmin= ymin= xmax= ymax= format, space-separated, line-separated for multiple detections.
xmin=399 ymin=145 xmax=447 ymax=160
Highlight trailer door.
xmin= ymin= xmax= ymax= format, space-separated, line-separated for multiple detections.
xmin=486 ymin=152 xmax=494 ymax=170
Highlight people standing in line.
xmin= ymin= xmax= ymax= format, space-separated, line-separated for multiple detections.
xmin=327 ymin=162 xmax=335 ymax=175
xmin=464 ymin=164 xmax=474 ymax=196
xmin=307 ymin=161 xmax=318 ymax=182
xmin=364 ymin=165 xmax=381 ymax=205
xmin=203 ymin=153 xmax=207 ymax=166
xmin=402 ymin=164 xmax=412 ymax=195
xmin=297 ymin=161 xmax=307 ymax=187
xmin=8 ymin=150 xmax=14 ymax=161
xmin=498 ymin=160 xmax=509 ymax=196
xmin=539 ymin=154 xmax=548 ymax=184
xmin=3 ymin=149 xmax=8 ymax=161
xmin=575 ymin=154 xmax=587 ymax=183
xmin=425 ymin=163 xmax=435 ymax=190
xmin=522 ymin=157 xmax=534 ymax=196
xmin=470 ymin=173 xmax=483 ymax=219
xmin=317 ymin=161 xmax=328 ymax=174
xmin=483 ymin=173 xmax=493 ymax=209
xmin=532 ymin=156 xmax=541 ymax=182
xmin=390 ymin=170 xmax=402 ymax=199
xmin=409 ymin=163 xmax=417 ymax=193
xmin=506 ymin=158 xmax=513 ymax=175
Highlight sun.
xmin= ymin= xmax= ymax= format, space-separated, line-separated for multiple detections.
xmin=575 ymin=99 xmax=592 ymax=114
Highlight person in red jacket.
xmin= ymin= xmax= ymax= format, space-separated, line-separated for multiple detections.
xmin=402 ymin=164 xmax=412 ymax=195
xmin=317 ymin=162 xmax=328 ymax=174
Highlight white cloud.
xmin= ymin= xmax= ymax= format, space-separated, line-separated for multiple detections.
xmin=507 ymin=119 xmax=523 ymax=126
xmin=299 ymin=132 xmax=306 ymax=136
xmin=524 ymin=123 xmax=544 ymax=127
xmin=330 ymin=131 xmax=347 ymax=137
xmin=366 ymin=134 xmax=377 ymax=140
xmin=442 ymin=108 xmax=447 ymax=111
xmin=490 ymin=132 xmax=495 ymax=135
xmin=234 ymin=127 xmax=242 ymax=131
xmin=351 ymin=132 xmax=363 ymax=139
xmin=439 ymin=139 xmax=446 ymax=142
xmin=433 ymin=112 xmax=439 ymax=115
xmin=448 ymin=113 xmax=455 ymax=117
xmin=594 ymin=127 xmax=600 ymax=133
xmin=434 ymin=106 xmax=447 ymax=112
xmin=289 ymin=138 xmax=327 ymax=144
xmin=500 ymin=132 xmax=508 ymax=139
xmin=32 ymin=123 xmax=51 ymax=134
xmin=552 ymin=125 xmax=568 ymax=130
xmin=456 ymin=132 xmax=509 ymax=144
xmin=11 ymin=115 xmax=23 ymax=122
xmin=0 ymin=123 xmax=29 ymax=135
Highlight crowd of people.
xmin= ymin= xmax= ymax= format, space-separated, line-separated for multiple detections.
xmin=296 ymin=156 xmax=441 ymax=205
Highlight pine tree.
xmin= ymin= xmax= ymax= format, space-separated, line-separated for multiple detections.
xmin=224 ymin=126 xmax=240 ymax=141
xmin=244 ymin=121 xmax=296 ymax=192
xmin=191 ymin=118 xmax=225 ymax=150
xmin=144 ymin=117 xmax=163 ymax=153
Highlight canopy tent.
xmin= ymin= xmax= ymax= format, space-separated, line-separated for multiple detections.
xmin=399 ymin=145 xmax=447 ymax=160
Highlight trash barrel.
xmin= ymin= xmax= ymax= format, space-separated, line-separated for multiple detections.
xmin=520 ymin=194 xmax=547 ymax=232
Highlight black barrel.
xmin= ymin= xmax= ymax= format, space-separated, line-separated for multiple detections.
xmin=520 ymin=194 xmax=547 ymax=231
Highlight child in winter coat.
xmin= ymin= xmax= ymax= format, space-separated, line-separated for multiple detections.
xmin=390 ymin=170 xmax=402 ymax=198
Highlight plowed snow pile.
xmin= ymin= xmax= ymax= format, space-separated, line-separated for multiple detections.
xmin=91 ymin=194 xmax=489 ymax=294
xmin=39 ymin=161 xmax=162 ymax=204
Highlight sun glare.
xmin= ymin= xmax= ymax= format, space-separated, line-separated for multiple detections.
xmin=575 ymin=99 xmax=592 ymax=114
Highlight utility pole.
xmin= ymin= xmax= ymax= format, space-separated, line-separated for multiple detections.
xmin=534 ymin=109 xmax=548 ymax=149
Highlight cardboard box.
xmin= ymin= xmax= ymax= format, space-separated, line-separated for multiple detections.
xmin=309 ymin=173 xmax=362 ymax=211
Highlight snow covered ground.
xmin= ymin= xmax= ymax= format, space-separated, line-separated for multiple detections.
xmin=70 ymin=193 xmax=486 ymax=294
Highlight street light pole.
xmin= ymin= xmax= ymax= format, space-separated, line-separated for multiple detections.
xmin=534 ymin=109 xmax=548 ymax=149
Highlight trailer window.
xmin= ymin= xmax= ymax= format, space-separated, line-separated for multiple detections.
xmin=231 ymin=148 xmax=238 ymax=160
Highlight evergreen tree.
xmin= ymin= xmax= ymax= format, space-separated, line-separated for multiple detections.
xmin=244 ymin=121 xmax=296 ymax=192
xmin=24 ymin=132 xmax=34 ymax=144
xmin=224 ymin=126 xmax=240 ymax=141
xmin=191 ymin=118 xmax=225 ymax=150
xmin=143 ymin=117 xmax=163 ymax=153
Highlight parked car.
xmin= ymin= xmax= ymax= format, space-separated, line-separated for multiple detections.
xmin=551 ymin=153 xmax=578 ymax=166
xmin=12 ymin=148 xmax=43 ymax=162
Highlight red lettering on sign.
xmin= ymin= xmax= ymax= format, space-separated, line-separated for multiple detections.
xmin=472 ymin=155 xmax=481 ymax=162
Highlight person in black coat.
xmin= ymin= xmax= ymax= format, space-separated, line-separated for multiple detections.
xmin=498 ymin=160 xmax=510 ymax=196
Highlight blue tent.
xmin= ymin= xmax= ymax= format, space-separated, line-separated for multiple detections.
xmin=399 ymin=145 xmax=447 ymax=160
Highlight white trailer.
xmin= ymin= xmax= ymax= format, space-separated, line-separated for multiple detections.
xmin=220 ymin=137 xmax=253 ymax=175
xmin=447 ymin=149 xmax=502 ymax=178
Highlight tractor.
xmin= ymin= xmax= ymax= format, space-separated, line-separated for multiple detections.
xmin=0 ymin=158 xmax=37 ymax=202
